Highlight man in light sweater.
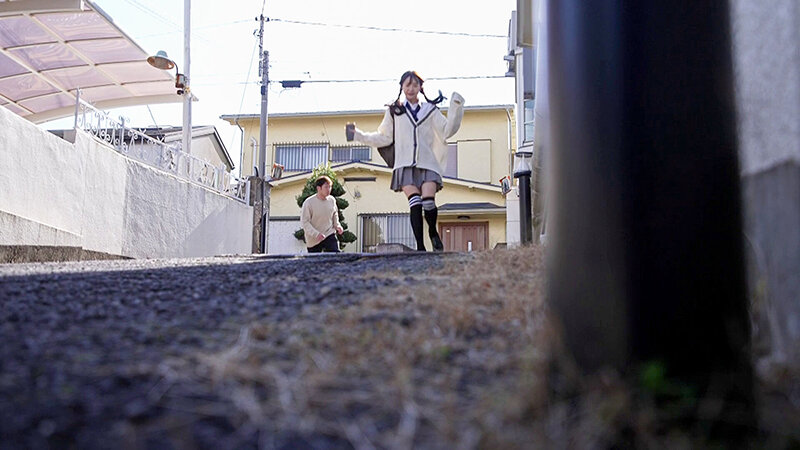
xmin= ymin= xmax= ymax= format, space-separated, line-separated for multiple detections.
xmin=300 ymin=176 xmax=344 ymax=253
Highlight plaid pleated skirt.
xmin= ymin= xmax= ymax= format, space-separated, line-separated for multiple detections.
xmin=389 ymin=166 xmax=443 ymax=192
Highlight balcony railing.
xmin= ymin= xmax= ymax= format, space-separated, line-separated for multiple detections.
xmin=73 ymin=97 xmax=249 ymax=204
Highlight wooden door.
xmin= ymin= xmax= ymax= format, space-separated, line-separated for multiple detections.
xmin=439 ymin=222 xmax=489 ymax=252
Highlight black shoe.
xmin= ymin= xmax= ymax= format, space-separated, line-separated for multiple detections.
xmin=430 ymin=233 xmax=444 ymax=252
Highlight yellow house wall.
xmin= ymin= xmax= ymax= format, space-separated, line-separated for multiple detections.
xmin=234 ymin=107 xmax=514 ymax=183
xmin=269 ymin=166 xmax=507 ymax=252
xmin=456 ymin=140 xmax=492 ymax=182
xmin=448 ymin=109 xmax=514 ymax=184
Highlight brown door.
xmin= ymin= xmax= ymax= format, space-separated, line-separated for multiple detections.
xmin=439 ymin=222 xmax=489 ymax=252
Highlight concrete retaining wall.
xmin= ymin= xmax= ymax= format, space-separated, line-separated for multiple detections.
xmin=0 ymin=106 xmax=252 ymax=259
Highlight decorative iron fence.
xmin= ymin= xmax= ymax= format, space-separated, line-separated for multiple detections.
xmin=73 ymin=97 xmax=249 ymax=204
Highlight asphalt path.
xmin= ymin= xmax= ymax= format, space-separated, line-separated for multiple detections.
xmin=0 ymin=252 xmax=457 ymax=449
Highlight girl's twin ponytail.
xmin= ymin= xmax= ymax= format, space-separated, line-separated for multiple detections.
xmin=421 ymin=88 xmax=445 ymax=105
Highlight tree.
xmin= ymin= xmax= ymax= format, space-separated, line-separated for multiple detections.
xmin=293 ymin=164 xmax=357 ymax=250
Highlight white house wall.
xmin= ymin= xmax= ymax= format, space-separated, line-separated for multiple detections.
xmin=0 ymin=106 xmax=252 ymax=258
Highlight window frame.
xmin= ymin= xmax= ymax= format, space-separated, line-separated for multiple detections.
xmin=330 ymin=145 xmax=372 ymax=163
xmin=274 ymin=142 xmax=329 ymax=172
xmin=359 ymin=213 xmax=415 ymax=252
xmin=522 ymin=99 xmax=535 ymax=143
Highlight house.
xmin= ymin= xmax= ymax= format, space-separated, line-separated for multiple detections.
xmin=221 ymin=104 xmax=517 ymax=253
xmin=505 ymin=0 xmax=546 ymax=243
xmin=153 ymin=126 xmax=235 ymax=173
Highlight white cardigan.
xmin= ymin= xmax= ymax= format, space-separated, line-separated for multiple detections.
xmin=354 ymin=92 xmax=465 ymax=175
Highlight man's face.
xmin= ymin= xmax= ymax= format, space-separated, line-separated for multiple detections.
xmin=317 ymin=181 xmax=331 ymax=197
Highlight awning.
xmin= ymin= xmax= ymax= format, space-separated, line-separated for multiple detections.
xmin=439 ymin=202 xmax=506 ymax=214
xmin=0 ymin=0 xmax=182 ymax=124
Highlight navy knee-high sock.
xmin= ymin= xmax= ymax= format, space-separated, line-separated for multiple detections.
xmin=408 ymin=194 xmax=425 ymax=251
xmin=422 ymin=197 xmax=443 ymax=250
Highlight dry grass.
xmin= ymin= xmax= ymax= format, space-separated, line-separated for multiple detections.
xmin=142 ymin=246 xmax=799 ymax=449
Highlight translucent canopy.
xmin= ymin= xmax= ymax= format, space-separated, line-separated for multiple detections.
xmin=0 ymin=0 xmax=182 ymax=123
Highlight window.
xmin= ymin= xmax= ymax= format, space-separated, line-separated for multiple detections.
xmin=360 ymin=214 xmax=415 ymax=252
xmin=275 ymin=143 xmax=328 ymax=171
xmin=523 ymin=99 xmax=535 ymax=143
xmin=443 ymin=143 xmax=458 ymax=178
xmin=331 ymin=145 xmax=371 ymax=163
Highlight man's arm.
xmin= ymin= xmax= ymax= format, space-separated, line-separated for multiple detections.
xmin=332 ymin=198 xmax=343 ymax=235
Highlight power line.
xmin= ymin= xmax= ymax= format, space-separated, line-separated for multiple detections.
xmin=135 ymin=19 xmax=251 ymax=39
xmin=122 ymin=0 xmax=182 ymax=32
xmin=299 ymin=75 xmax=509 ymax=83
xmin=146 ymin=105 xmax=160 ymax=129
xmin=132 ymin=14 xmax=506 ymax=41
xmin=122 ymin=0 xmax=215 ymax=44
xmin=229 ymin=39 xmax=260 ymax=165
xmin=193 ymin=74 xmax=510 ymax=87
xmin=266 ymin=17 xmax=506 ymax=38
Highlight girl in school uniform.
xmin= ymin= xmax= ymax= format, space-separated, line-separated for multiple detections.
xmin=349 ymin=70 xmax=464 ymax=251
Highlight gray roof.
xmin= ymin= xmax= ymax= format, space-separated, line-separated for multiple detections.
xmin=439 ymin=202 xmax=505 ymax=211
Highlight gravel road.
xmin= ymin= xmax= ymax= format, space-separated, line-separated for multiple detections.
xmin=0 ymin=252 xmax=463 ymax=449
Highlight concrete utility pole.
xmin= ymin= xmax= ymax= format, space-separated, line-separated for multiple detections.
xmin=547 ymin=0 xmax=754 ymax=439
xmin=252 ymin=14 xmax=270 ymax=254
xmin=182 ymin=0 xmax=191 ymax=154
xmin=257 ymin=15 xmax=269 ymax=179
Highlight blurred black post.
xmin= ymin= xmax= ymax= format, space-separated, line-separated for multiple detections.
xmin=547 ymin=0 xmax=754 ymax=436
xmin=514 ymin=153 xmax=534 ymax=244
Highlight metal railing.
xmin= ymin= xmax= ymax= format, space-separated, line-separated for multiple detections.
xmin=73 ymin=97 xmax=250 ymax=204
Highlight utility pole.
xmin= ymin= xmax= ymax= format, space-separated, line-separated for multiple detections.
xmin=255 ymin=14 xmax=269 ymax=253
xmin=257 ymin=14 xmax=269 ymax=179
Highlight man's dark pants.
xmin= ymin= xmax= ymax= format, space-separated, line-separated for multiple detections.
xmin=308 ymin=233 xmax=340 ymax=253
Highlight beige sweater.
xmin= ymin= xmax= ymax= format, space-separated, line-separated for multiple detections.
xmin=300 ymin=195 xmax=340 ymax=247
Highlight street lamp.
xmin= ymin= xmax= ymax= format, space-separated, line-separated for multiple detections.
xmin=146 ymin=51 xmax=188 ymax=95
xmin=147 ymin=49 xmax=191 ymax=153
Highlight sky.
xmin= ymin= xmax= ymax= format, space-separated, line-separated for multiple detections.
xmin=44 ymin=0 xmax=517 ymax=176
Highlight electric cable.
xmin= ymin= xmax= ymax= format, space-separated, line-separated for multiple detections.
xmin=266 ymin=17 xmax=506 ymax=38
xmin=193 ymin=74 xmax=510 ymax=87
xmin=146 ymin=105 xmax=160 ymax=129
xmin=228 ymin=37 xmax=260 ymax=167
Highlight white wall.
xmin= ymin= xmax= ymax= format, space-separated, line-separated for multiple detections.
xmin=505 ymin=194 xmax=521 ymax=247
xmin=268 ymin=219 xmax=306 ymax=255
xmin=731 ymin=0 xmax=799 ymax=175
xmin=0 ymin=106 xmax=252 ymax=258
xmin=730 ymin=0 xmax=800 ymax=366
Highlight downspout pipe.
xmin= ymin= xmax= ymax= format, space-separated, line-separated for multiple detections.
xmin=234 ymin=117 xmax=244 ymax=178
xmin=505 ymin=107 xmax=514 ymax=177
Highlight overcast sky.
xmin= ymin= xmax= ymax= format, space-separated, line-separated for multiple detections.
xmin=45 ymin=0 xmax=517 ymax=175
